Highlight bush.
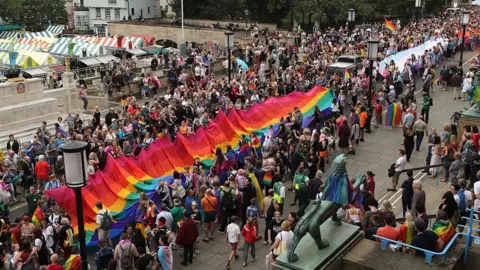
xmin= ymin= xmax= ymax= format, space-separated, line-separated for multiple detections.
xmin=166 ymin=12 xmax=176 ymax=18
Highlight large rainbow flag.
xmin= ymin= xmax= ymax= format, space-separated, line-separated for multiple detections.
xmin=45 ymin=86 xmax=334 ymax=246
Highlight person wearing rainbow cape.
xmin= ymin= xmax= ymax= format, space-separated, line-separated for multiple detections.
xmin=385 ymin=100 xmax=402 ymax=130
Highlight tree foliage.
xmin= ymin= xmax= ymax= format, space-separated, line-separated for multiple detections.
xmin=0 ymin=0 xmax=67 ymax=31
xmin=149 ymin=0 xmax=447 ymax=27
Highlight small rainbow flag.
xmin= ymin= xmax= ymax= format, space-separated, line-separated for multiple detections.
xmin=263 ymin=171 xmax=273 ymax=186
xmin=32 ymin=207 xmax=44 ymax=228
xmin=135 ymin=222 xmax=152 ymax=239
xmin=251 ymin=136 xmax=262 ymax=158
xmin=57 ymin=127 xmax=70 ymax=138
xmin=385 ymin=103 xmax=402 ymax=127
xmin=385 ymin=18 xmax=396 ymax=32
xmin=3 ymin=253 xmax=11 ymax=267
xmin=344 ymin=68 xmax=351 ymax=83
xmin=431 ymin=220 xmax=456 ymax=249
xmin=64 ymin=254 xmax=81 ymax=270
xmin=10 ymin=226 xmax=19 ymax=245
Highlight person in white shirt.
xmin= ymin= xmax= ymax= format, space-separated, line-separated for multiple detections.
xmin=95 ymin=202 xmax=113 ymax=247
xmin=474 ymin=173 xmax=480 ymax=210
xmin=269 ymin=220 xmax=294 ymax=257
xmin=156 ymin=206 xmax=173 ymax=231
xmin=194 ymin=65 xmax=201 ymax=80
xmin=225 ymin=216 xmax=241 ymax=268
xmin=390 ymin=149 xmax=407 ymax=191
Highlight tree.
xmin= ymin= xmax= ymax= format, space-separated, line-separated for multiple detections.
xmin=21 ymin=0 xmax=68 ymax=31
xmin=0 ymin=0 xmax=67 ymax=31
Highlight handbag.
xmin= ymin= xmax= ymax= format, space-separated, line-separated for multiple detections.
xmin=273 ymin=232 xmax=288 ymax=256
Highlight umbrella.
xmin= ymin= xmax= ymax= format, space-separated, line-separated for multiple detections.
xmin=236 ymin=58 xmax=248 ymax=72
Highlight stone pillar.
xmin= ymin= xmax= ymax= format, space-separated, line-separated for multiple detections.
xmin=62 ymin=72 xmax=75 ymax=87
xmin=314 ymin=20 xmax=320 ymax=32
xmin=293 ymin=18 xmax=299 ymax=32
xmin=62 ymin=72 xmax=76 ymax=112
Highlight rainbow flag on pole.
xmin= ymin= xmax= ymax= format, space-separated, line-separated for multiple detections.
xmin=344 ymin=68 xmax=351 ymax=83
xmin=385 ymin=18 xmax=396 ymax=32
xmin=32 ymin=207 xmax=44 ymax=228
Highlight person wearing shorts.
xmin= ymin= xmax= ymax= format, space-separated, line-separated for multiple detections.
xmin=225 ymin=216 xmax=240 ymax=268
xmin=390 ymin=150 xmax=406 ymax=192
xmin=201 ymin=189 xmax=217 ymax=243
xmin=96 ymin=202 xmax=112 ymax=247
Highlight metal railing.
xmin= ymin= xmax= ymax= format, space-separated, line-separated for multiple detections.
xmin=374 ymin=208 xmax=480 ymax=264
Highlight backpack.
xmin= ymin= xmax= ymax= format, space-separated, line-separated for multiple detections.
xmin=458 ymin=189 xmax=467 ymax=213
xmin=387 ymin=164 xmax=396 ymax=177
xmin=120 ymin=242 xmax=134 ymax=269
xmin=222 ymin=190 xmax=235 ymax=211
xmin=100 ymin=211 xmax=113 ymax=230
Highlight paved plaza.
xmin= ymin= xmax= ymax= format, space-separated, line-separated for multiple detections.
xmin=5 ymin=50 xmax=477 ymax=269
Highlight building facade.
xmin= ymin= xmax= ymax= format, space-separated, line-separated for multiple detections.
xmin=74 ymin=0 xmax=157 ymax=36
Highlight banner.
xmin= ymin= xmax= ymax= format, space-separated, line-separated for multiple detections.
xmin=68 ymin=43 xmax=76 ymax=56
xmin=9 ymin=52 xmax=18 ymax=66
xmin=46 ymin=86 xmax=335 ymax=246
xmin=379 ymin=38 xmax=449 ymax=74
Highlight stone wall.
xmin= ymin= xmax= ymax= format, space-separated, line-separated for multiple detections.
xmin=109 ymin=22 xmax=229 ymax=46
xmin=141 ymin=17 xmax=277 ymax=30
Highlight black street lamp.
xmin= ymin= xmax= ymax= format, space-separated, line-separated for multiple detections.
xmin=224 ymin=31 xmax=234 ymax=83
xmin=244 ymin=9 xmax=249 ymax=37
xmin=365 ymin=39 xmax=379 ymax=134
xmin=347 ymin=9 xmax=355 ymax=33
xmin=61 ymin=140 xmax=90 ymax=270
xmin=459 ymin=10 xmax=470 ymax=67
xmin=415 ymin=0 xmax=421 ymax=18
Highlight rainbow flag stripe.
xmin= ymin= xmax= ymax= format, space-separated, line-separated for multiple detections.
xmin=431 ymin=220 xmax=456 ymax=249
xmin=385 ymin=18 xmax=396 ymax=32
xmin=45 ymin=86 xmax=334 ymax=246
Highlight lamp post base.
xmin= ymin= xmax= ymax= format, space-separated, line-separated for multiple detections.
xmin=364 ymin=110 xmax=373 ymax=134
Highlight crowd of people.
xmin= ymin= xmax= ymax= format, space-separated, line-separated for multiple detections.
xmin=0 ymin=6 xmax=480 ymax=270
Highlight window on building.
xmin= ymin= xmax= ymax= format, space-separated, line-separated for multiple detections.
xmin=108 ymin=0 xmax=117 ymax=4
xmin=105 ymin=8 xmax=111 ymax=19
xmin=131 ymin=8 xmax=135 ymax=16
xmin=115 ymin=8 xmax=120 ymax=19
xmin=148 ymin=7 xmax=151 ymax=14
xmin=96 ymin=8 xmax=101 ymax=19
xmin=96 ymin=25 xmax=107 ymax=37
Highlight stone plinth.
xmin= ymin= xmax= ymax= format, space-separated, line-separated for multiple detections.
xmin=273 ymin=222 xmax=363 ymax=270
xmin=459 ymin=107 xmax=480 ymax=140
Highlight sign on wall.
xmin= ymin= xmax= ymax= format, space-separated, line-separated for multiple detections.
xmin=16 ymin=83 xmax=25 ymax=94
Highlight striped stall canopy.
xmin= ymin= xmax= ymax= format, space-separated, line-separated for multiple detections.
xmin=48 ymin=42 xmax=81 ymax=56
xmin=0 ymin=51 xmax=9 ymax=64
xmin=73 ymin=35 xmax=98 ymax=44
xmin=96 ymin=36 xmax=117 ymax=47
xmin=56 ymin=37 xmax=74 ymax=44
xmin=123 ymin=36 xmax=148 ymax=48
xmin=24 ymin=31 xmax=54 ymax=39
xmin=12 ymin=43 xmax=43 ymax=52
xmin=0 ymin=42 xmax=13 ymax=51
xmin=76 ymin=42 xmax=106 ymax=57
xmin=0 ymin=31 xmax=20 ymax=39
xmin=46 ymin=25 xmax=65 ymax=34
xmin=33 ymin=37 xmax=58 ymax=44
xmin=23 ymin=50 xmax=58 ymax=66
xmin=17 ymin=38 xmax=34 ymax=45
xmin=31 ymin=40 xmax=53 ymax=51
